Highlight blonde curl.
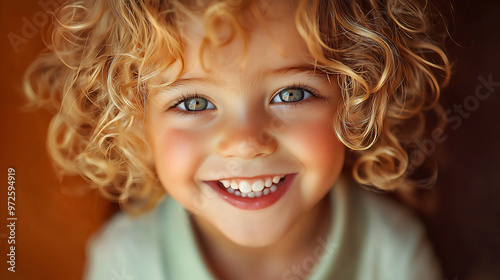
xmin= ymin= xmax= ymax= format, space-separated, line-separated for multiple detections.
xmin=24 ymin=0 xmax=451 ymax=214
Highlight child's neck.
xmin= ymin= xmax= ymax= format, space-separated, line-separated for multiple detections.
xmin=191 ymin=195 xmax=332 ymax=280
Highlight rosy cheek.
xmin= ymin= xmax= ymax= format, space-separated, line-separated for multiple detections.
xmin=282 ymin=118 xmax=344 ymax=204
xmin=283 ymin=117 xmax=345 ymax=176
xmin=154 ymin=129 xmax=205 ymax=185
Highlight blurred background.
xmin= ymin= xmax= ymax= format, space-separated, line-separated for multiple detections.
xmin=0 ymin=0 xmax=499 ymax=279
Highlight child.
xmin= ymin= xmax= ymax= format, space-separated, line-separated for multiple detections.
xmin=24 ymin=0 xmax=450 ymax=279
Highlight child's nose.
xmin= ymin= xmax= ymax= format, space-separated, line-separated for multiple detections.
xmin=216 ymin=114 xmax=278 ymax=160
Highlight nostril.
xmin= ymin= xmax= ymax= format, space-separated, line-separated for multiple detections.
xmin=215 ymin=120 xmax=278 ymax=159
xmin=217 ymin=136 xmax=277 ymax=159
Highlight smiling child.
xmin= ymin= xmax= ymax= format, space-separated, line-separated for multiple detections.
xmin=24 ymin=0 xmax=450 ymax=279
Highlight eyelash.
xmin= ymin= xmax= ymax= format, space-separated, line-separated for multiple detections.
xmin=272 ymin=83 xmax=320 ymax=107
xmin=168 ymin=93 xmax=213 ymax=116
xmin=167 ymin=84 xmax=321 ymax=115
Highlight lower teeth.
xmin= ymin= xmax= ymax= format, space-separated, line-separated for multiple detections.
xmin=230 ymin=184 xmax=278 ymax=197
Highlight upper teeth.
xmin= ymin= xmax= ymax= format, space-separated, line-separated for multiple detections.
xmin=219 ymin=175 xmax=285 ymax=194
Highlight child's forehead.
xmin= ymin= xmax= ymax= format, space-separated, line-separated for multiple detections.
xmin=180 ymin=1 xmax=300 ymax=39
xmin=161 ymin=0 xmax=311 ymax=83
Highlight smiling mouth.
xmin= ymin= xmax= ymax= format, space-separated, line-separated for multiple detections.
xmin=216 ymin=175 xmax=286 ymax=198
xmin=205 ymin=173 xmax=296 ymax=210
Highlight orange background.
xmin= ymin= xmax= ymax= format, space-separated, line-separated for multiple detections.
xmin=0 ymin=2 xmax=117 ymax=280
xmin=1 ymin=0 xmax=499 ymax=279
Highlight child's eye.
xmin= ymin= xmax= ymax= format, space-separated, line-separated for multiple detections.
xmin=271 ymin=87 xmax=314 ymax=104
xmin=176 ymin=96 xmax=216 ymax=112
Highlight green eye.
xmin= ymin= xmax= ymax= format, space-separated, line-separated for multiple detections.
xmin=177 ymin=97 xmax=215 ymax=111
xmin=271 ymin=87 xmax=312 ymax=103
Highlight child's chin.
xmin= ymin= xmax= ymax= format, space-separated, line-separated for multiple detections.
xmin=230 ymin=236 xmax=281 ymax=248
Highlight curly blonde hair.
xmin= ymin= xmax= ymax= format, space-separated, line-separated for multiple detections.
xmin=24 ymin=0 xmax=450 ymax=214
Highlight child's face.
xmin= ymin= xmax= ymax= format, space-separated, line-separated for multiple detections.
xmin=145 ymin=1 xmax=345 ymax=247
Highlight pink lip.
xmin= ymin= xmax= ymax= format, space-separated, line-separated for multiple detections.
xmin=204 ymin=173 xmax=297 ymax=210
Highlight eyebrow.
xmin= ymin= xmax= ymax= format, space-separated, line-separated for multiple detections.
xmin=161 ymin=77 xmax=222 ymax=90
xmin=159 ymin=64 xmax=325 ymax=90
xmin=268 ymin=64 xmax=323 ymax=77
